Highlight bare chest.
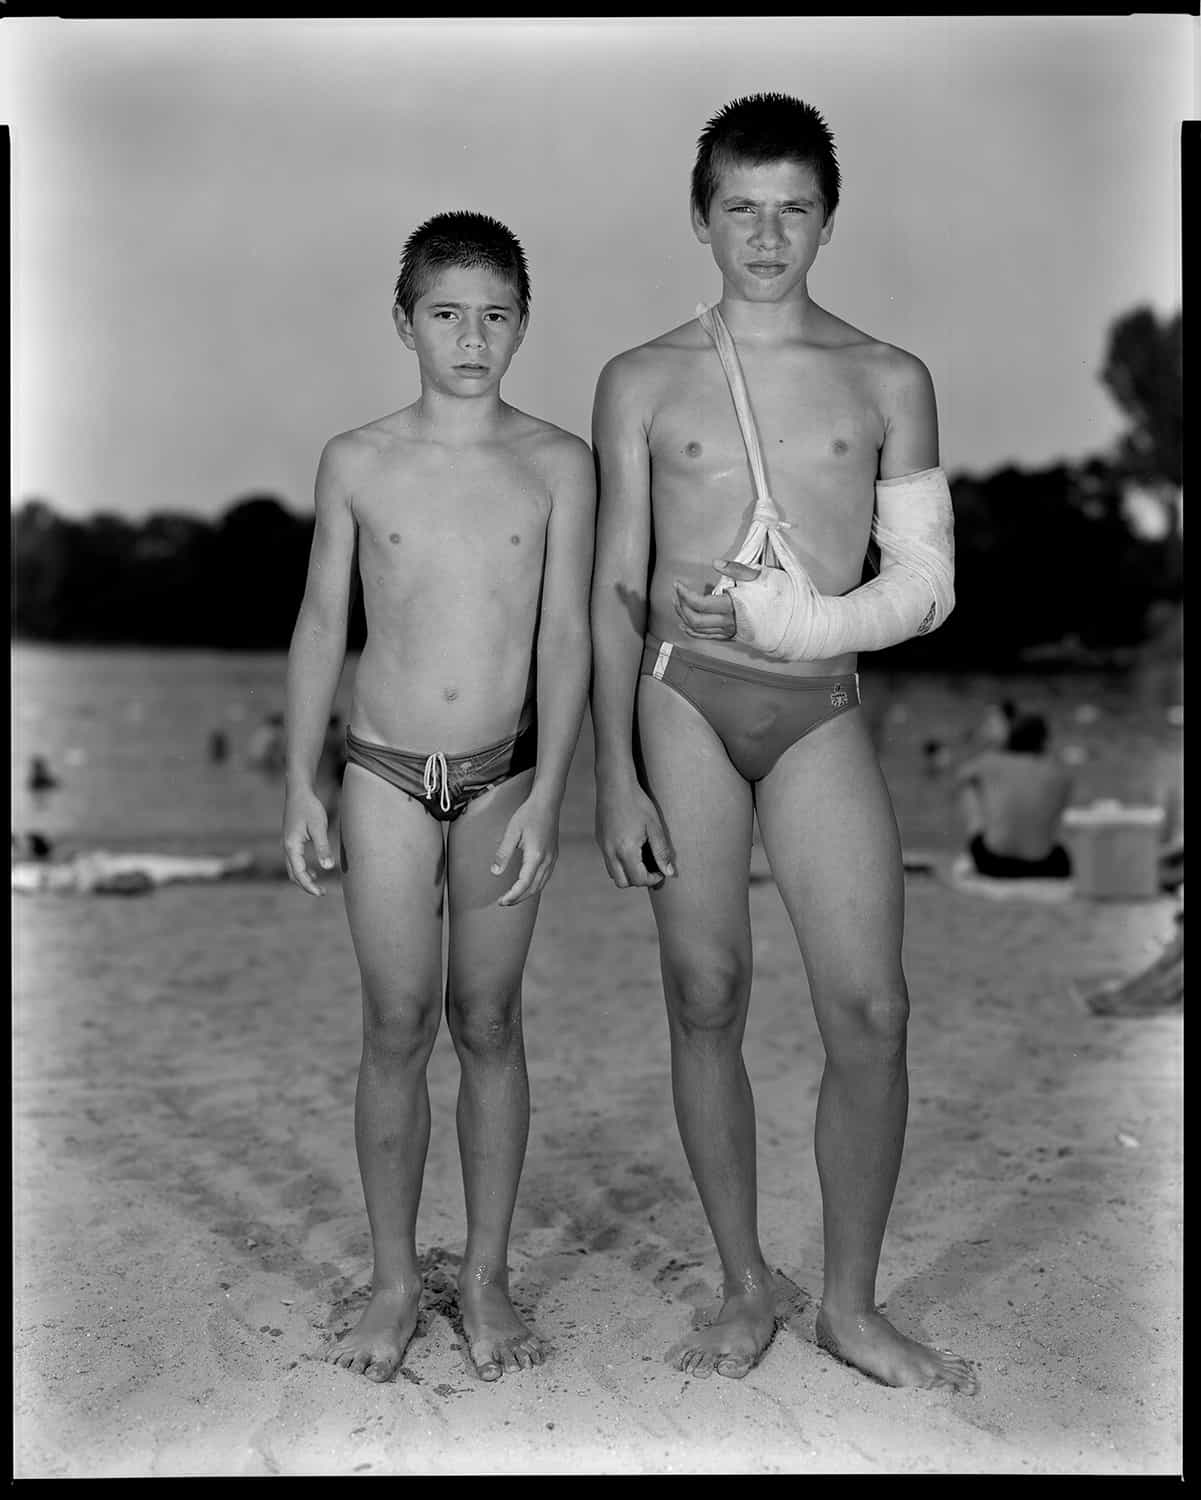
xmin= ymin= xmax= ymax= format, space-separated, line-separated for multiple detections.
xmin=353 ymin=450 xmax=550 ymax=583
xmin=651 ymin=359 xmax=883 ymax=504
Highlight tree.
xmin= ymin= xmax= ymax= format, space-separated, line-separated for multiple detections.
xmin=1098 ymin=305 xmax=1182 ymax=535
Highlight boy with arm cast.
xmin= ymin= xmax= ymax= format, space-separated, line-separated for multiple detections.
xmin=283 ymin=211 xmax=594 ymax=1383
xmin=590 ymin=94 xmax=975 ymax=1391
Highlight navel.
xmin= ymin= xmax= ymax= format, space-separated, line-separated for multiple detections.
xmin=510 ymin=534 xmax=521 ymax=545
xmin=389 ymin=532 xmax=401 ymax=544
xmin=831 ymin=439 xmax=849 ymax=456
xmin=684 ymin=442 xmax=703 ymax=458
xmin=443 ymin=687 xmax=459 ymax=703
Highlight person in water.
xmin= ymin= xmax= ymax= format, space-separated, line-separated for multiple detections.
xmin=590 ymin=92 xmax=975 ymax=1391
xmin=282 ymin=210 xmax=594 ymax=1384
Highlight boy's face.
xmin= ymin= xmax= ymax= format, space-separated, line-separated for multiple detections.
xmin=693 ymin=158 xmax=834 ymax=304
xmin=395 ymin=265 xmax=527 ymax=395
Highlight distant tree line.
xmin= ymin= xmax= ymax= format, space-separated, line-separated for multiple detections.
xmin=10 ymin=306 xmax=1181 ymax=670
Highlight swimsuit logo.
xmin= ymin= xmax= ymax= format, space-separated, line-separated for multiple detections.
xmin=830 ymin=686 xmax=849 ymax=708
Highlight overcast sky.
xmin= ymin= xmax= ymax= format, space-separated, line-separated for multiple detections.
xmin=4 ymin=15 xmax=1195 ymax=522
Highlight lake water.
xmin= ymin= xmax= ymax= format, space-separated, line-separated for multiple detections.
xmin=10 ymin=643 xmax=1179 ymax=858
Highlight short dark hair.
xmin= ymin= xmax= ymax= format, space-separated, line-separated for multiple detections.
xmin=691 ymin=92 xmax=840 ymax=225
xmin=1007 ymin=713 xmax=1050 ymax=754
xmin=393 ymin=210 xmax=531 ymax=320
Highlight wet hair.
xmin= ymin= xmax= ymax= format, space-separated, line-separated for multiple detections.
xmin=1006 ymin=713 xmax=1050 ymax=754
xmin=393 ymin=210 xmax=531 ymax=321
xmin=691 ymin=92 xmax=841 ymax=225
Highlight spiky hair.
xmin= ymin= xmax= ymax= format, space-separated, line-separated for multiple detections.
xmin=393 ymin=210 xmax=531 ymax=319
xmin=690 ymin=92 xmax=841 ymax=224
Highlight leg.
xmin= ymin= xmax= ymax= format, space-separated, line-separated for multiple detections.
xmin=756 ymin=710 xmax=976 ymax=1393
xmin=445 ymin=766 xmax=548 ymax=1380
xmin=326 ymin=763 xmax=446 ymax=1382
xmin=638 ymin=675 xmax=777 ymax=1380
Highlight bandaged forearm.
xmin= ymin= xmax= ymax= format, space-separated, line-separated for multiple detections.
xmin=719 ymin=465 xmax=956 ymax=661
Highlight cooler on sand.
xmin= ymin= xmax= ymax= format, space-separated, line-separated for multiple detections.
xmin=1062 ymin=801 xmax=1166 ymax=900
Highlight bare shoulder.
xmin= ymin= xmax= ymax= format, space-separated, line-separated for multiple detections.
xmin=849 ymin=330 xmax=936 ymax=406
xmin=321 ymin=407 xmax=415 ymax=473
xmin=595 ymin=316 xmax=707 ymax=414
xmin=506 ymin=409 xmax=594 ymax=493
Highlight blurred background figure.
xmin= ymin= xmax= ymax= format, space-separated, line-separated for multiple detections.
xmin=207 ymin=728 xmax=230 ymax=764
xmin=11 ymin=831 xmax=54 ymax=863
xmin=953 ymin=712 xmax=1074 ymax=879
xmin=1149 ymin=732 xmax=1184 ymax=893
xmin=245 ymin=711 xmax=286 ymax=775
xmin=27 ymin=755 xmax=60 ymax=795
xmin=975 ymin=698 xmax=1019 ymax=751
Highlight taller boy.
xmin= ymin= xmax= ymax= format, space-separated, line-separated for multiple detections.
xmin=284 ymin=212 xmax=594 ymax=1382
xmin=591 ymin=94 xmax=975 ymax=1391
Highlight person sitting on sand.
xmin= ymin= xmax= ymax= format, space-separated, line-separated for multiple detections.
xmin=954 ymin=712 xmax=1073 ymax=878
xmin=282 ymin=211 xmax=594 ymax=1385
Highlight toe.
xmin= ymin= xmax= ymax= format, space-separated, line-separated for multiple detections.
xmin=365 ymin=1358 xmax=395 ymax=1383
xmin=716 ymin=1355 xmax=753 ymax=1379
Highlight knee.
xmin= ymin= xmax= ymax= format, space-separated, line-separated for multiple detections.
xmin=664 ymin=950 xmax=750 ymax=1036
xmin=361 ymin=986 xmax=441 ymax=1067
xmin=821 ymin=977 xmax=910 ymax=1061
xmin=446 ymin=986 xmax=523 ymax=1060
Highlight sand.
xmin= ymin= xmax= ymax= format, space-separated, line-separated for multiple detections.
xmin=12 ymin=838 xmax=1182 ymax=1476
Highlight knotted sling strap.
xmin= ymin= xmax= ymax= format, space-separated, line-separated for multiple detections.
xmin=695 ymin=302 xmax=955 ymax=660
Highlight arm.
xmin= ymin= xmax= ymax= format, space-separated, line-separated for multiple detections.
xmin=282 ymin=437 xmax=357 ymax=894
xmin=677 ymin=354 xmax=955 ymax=659
xmin=589 ymin=353 xmax=675 ymax=888
xmin=492 ymin=434 xmax=596 ymax=906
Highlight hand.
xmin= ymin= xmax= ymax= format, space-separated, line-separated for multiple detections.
xmin=491 ymin=795 xmax=559 ymax=907
xmin=596 ymin=782 xmax=676 ymax=890
xmin=672 ymin=559 xmax=761 ymax=640
xmin=282 ymin=786 xmax=335 ymax=896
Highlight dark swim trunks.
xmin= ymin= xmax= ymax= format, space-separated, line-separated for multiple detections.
xmin=968 ymin=833 xmax=1072 ymax=880
xmin=640 ymin=634 xmax=860 ymax=782
xmin=344 ymin=709 xmax=537 ymax=823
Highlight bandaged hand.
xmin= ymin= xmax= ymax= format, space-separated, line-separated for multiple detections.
xmin=720 ymin=466 xmax=956 ymax=661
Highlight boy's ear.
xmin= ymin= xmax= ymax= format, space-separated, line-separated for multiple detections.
xmin=820 ymin=208 xmax=836 ymax=247
xmin=691 ymin=203 xmax=712 ymax=245
xmin=393 ymin=303 xmax=416 ymax=349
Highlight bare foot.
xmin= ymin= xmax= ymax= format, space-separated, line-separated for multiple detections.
xmin=666 ymin=1282 xmax=778 ymax=1380
xmin=458 ymin=1273 xmax=548 ymax=1381
xmin=815 ymin=1304 xmax=978 ymax=1393
xmin=324 ymin=1286 xmax=421 ymax=1383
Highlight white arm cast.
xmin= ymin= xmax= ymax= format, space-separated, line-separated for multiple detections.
xmin=720 ymin=465 xmax=956 ymax=661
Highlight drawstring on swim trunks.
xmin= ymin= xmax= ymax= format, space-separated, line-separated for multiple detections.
xmin=423 ymin=751 xmax=452 ymax=814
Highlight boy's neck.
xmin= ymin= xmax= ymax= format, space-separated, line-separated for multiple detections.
xmin=716 ymin=283 xmax=819 ymax=343
xmin=412 ymin=385 xmax=508 ymax=442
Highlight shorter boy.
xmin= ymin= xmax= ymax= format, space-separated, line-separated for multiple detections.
xmin=282 ymin=211 xmax=594 ymax=1382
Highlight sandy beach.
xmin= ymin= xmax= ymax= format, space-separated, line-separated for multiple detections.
xmin=12 ymin=829 xmax=1182 ymax=1476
